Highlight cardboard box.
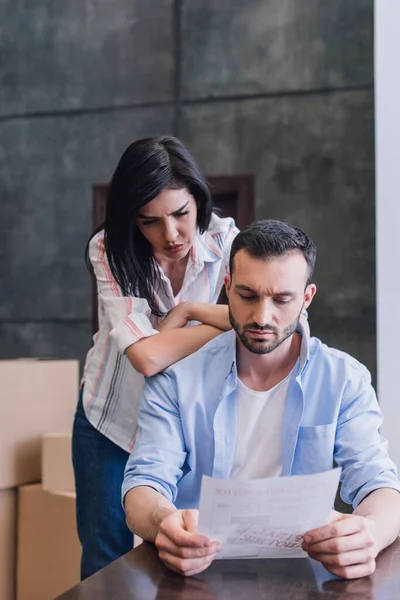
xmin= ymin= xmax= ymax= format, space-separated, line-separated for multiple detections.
xmin=42 ymin=433 xmax=75 ymax=493
xmin=0 ymin=359 xmax=79 ymax=490
xmin=17 ymin=484 xmax=81 ymax=600
xmin=0 ymin=488 xmax=16 ymax=600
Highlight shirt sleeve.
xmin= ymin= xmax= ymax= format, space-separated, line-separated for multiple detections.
xmin=122 ymin=371 xmax=186 ymax=505
xmin=90 ymin=232 xmax=159 ymax=353
xmin=334 ymin=368 xmax=400 ymax=508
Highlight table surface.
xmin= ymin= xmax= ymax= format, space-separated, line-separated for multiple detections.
xmin=56 ymin=538 xmax=400 ymax=600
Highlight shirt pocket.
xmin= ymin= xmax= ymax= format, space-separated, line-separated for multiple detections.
xmin=295 ymin=424 xmax=337 ymax=474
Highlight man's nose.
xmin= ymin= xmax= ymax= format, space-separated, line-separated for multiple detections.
xmin=253 ymin=301 xmax=273 ymax=327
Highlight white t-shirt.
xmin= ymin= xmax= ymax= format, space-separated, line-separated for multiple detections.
xmin=230 ymin=364 xmax=297 ymax=481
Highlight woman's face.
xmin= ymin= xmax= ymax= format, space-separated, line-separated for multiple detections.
xmin=136 ymin=187 xmax=198 ymax=262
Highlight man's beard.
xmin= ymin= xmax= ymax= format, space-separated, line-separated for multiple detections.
xmin=228 ymin=307 xmax=302 ymax=355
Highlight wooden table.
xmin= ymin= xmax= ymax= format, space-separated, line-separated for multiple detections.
xmin=56 ymin=538 xmax=400 ymax=599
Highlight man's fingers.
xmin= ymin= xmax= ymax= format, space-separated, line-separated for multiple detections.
xmin=307 ymin=547 xmax=376 ymax=568
xmin=161 ymin=551 xmax=217 ymax=577
xmin=304 ymin=515 xmax=365 ymax=546
xmin=302 ymin=513 xmax=378 ymax=580
xmin=157 ymin=534 xmax=220 ymax=559
xmin=182 ymin=509 xmax=199 ymax=534
xmin=324 ymin=558 xmax=376 ymax=580
xmin=327 ymin=509 xmax=342 ymax=524
xmin=158 ymin=520 xmax=211 ymax=549
xmin=179 ymin=557 xmax=216 ymax=578
xmin=303 ymin=530 xmax=375 ymax=555
xmin=156 ymin=509 xmax=220 ymax=576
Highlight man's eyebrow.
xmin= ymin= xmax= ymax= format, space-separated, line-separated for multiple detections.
xmin=234 ymin=285 xmax=257 ymax=293
xmin=234 ymin=285 xmax=296 ymax=296
xmin=138 ymin=201 xmax=189 ymax=220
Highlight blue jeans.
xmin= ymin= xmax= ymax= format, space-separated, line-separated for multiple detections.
xmin=72 ymin=390 xmax=133 ymax=579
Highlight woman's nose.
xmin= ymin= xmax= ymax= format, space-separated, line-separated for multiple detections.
xmin=164 ymin=220 xmax=178 ymax=244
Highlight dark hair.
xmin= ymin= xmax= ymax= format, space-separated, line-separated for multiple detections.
xmin=229 ymin=220 xmax=316 ymax=285
xmin=86 ymin=136 xmax=213 ymax=316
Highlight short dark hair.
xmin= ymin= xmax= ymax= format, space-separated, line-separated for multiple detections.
xmin=86 ymin=136 xmax=213 ymax=317
xmin=229 ymin=220 xmax=316 ymax=285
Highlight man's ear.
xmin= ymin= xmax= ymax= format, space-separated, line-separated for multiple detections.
xmin=304 ymin=283 xmax=316 ymax=309
xmin=224 ymin=273 xmax=231 ymax=298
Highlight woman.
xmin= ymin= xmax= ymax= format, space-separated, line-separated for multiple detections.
xmin=72 ymin=136 xmax=239 ymax=579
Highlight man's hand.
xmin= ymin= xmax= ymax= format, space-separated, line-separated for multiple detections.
xmin=155 ymin=509 xmax=221 ymax=576
xmin=302 ymin=510 xmax=377 ymax=579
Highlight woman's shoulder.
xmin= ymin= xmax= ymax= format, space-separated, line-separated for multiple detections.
xmin=88 ymin=229 xmax=105 ymax=253
xmin=87 ymin=230 xmax=107 ymax=266
xmin=206 ymin=211 xmax=238 ymax=238
xmin=200 ymin=213 xmax=239 ymax=262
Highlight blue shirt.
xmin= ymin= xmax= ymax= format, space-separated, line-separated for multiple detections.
xmin=123 ymin=329 xmax=400 ymax=509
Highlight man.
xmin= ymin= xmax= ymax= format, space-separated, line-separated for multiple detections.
xmin=123 ymin=220 xmax=400 ymax=579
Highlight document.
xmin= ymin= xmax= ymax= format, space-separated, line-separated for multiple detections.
xmin=198 ymin=468 xmax=341 ymax=559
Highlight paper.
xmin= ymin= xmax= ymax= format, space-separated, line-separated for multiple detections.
xmin=198 ymin=468 xmax=341 ymax=559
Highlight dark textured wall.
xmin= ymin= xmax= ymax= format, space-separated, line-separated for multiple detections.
xmin=0 ymin=1 xmax=375 ymax=378
xmin=0 ymin=1 xmax=176 ymax=369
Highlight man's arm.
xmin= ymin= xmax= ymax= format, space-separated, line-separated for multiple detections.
xmin=122 ymin=371 xmax=186 ymax=505
xmin=122 ymin=373 xmax=220 ymax=576
xmin=302 ymin=368 xmax=400 ymax=579
xmin=354 ymin=487 xmax=400 ymax=552
xmin=334 ymin=369 xmax=400 ymax=507
xmin=125 ymin=486 xmax=176 ymax=542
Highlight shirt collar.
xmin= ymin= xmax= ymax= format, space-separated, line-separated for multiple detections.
xmin=190 ymin=228 xmax=223 ymax=267
xmin=296 ymin=321 xmax=310 ymax=376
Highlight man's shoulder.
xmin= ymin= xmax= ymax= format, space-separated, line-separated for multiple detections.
xmin=307 ymin=336 xmax=370 ymax=379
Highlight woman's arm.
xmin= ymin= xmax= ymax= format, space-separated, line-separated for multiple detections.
xmin=90 ymin=234 xmax=228 ymax=376
xmin=126 ymin=323 xmax=224 ymax=377
xmin=157 ymin=302 xmax=231 ymax=333
xmin=126 ymin=302 xmax=230 ymax=377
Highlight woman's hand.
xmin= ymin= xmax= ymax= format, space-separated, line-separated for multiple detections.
xmin=157 ymin=303 xmax=192 ymax=332
xmin=158 ymin=302 xmax=231 ymax=333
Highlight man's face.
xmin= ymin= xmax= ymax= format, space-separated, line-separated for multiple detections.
xmin=225 ymin=249 xmax=316 ymax=355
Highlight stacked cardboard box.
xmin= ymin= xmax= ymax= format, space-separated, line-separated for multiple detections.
xmin=0 ymin=359 xmax=79 ymax=600
xmin=0 ymin=359 xmax=79 ymax=489
xmin=17 ymin=485 xmax=80 ymax=600
xmin=42 ymin=433 xmax=75 ymax=494
xmin=0 ymin=489 xmax=16 ymax=600
xmin=15 ymin=429 xmax=81 ymax=600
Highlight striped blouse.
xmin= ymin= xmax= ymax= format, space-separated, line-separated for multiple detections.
xmin=82 ymin=213 xmax=239 ymax=452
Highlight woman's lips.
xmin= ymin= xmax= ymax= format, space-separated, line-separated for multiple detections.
xmin=165 ymin=244 xmax=184 ymax=253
